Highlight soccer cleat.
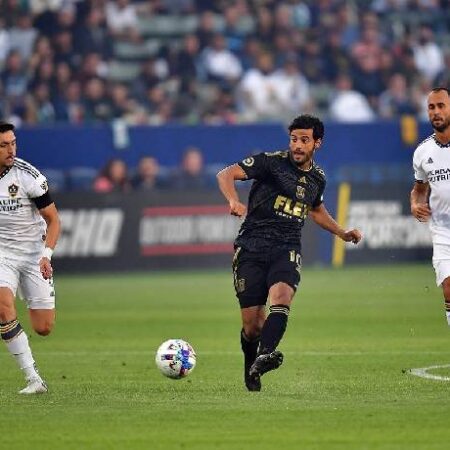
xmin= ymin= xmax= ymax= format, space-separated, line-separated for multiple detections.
xmin=245 ymin=366 xmax=262 ymax=392
xmin=249 ymin=350 xmax=284 ymax=378
xmin=19 ymin=377 xmax=48 ymax=395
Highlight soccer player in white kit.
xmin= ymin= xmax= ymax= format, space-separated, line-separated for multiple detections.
xmin=411 ymin=88 xmax=450 ymax=325
xmin=0 ymin=122 xmax=61 ymax=394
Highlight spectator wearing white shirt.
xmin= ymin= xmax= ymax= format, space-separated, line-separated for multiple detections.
xmin=106 ymin=0 xmax=140 ymax=42
xmin=328 ymin=73 xmax=375 ymax=122
xmin=200 ymin=33 xmax=243 ymax=86
xmin=413 ymin=25 xmax=445 ymax=83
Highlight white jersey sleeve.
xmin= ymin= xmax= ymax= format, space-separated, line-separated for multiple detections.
xmin=412 ymin=146 xmax=427 ymax=183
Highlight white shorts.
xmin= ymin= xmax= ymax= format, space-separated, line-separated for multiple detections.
xmin=0 ymin=255 xmax=55 ymax=310
xmin=432 ymin=244 xmax=450 ymax=286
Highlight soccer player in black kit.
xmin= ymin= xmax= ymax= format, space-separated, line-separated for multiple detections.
xmin=217 ymin=115 xmax=362 ymax=391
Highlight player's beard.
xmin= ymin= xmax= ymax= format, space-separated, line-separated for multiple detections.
xmin=432 ymin=118 xmax=450 ymax=133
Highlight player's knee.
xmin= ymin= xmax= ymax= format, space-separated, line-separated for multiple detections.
xmin=243 ymin=321 xmax=262 ymax=339
xmin=442 ymin=279 xmax=450 ymax=300
xmin=34 ymin=321 xmax=53 ymax=336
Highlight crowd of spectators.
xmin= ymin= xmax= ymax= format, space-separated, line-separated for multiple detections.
xmin=90 ymin=146 xmax=214 ymax=193
xmin=0 ymin=0 xmax=448 ymax=126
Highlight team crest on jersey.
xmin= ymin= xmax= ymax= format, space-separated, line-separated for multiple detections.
xmin=296 ymin=186 xmax=305 ymax=200
xmin=242 ymin=157 xmax=255 ymax=167
xmin=8 ymin=183 xmax=19 ymax=198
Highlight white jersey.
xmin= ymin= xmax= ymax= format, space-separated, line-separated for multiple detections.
xmin=413 ymin=134 xmax=450 ymax=246
xmin=0 ymin=157 xmax=49 ymax=259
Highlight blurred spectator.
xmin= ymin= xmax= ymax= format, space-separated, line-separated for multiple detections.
xmin=54 ymin=79 xmax=84 ymax=123
xmin=93 ymin=158 xmax=131 ymax=193
xmin=237 ymin=51 xmax=277 ymax=121
xmin=1 ymin=50 xmax=28 ymax=99
xmin=170 ymin=146 xmax=209 ymax=189
xmin=378 ymin=73 xmax=417 ymax=118
xmin=0 ymin=18 xmax=11 ymax=68
xmin=25 ymin=82 xmax=56 ymax=124
xmin=74 ymin=6 xmax=112 ymax=57
xmin=105 ymin=0 xmax=140 ymax=43
xmin=328 ymin=73 xmax=375 ymax=122
xmin=8 ymin=13 xmax=38 ymax=61
xmin=270 ymin=55 xmax=313 ymax=118
xmin=83 ymin=77 xmax=112 ymax=122
xmin=132 ymin=156 xmax=164 ymax=190
xmin=199 ymin=33 xmax=243 ymax=86
xmin=412 ymin=25 xmax=445 ymax=83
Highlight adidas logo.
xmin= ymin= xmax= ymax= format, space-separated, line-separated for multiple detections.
xmin=426 ymin=157 xmax=434 ymax=164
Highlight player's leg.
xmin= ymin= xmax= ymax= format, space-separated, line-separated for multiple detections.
xmin=441 ymin=277 xmax=450 ymax=325
xmin=0 ymin=279 xmax=45 ymax=394
xmin=17 ymin=263 xmax=56 ymax=394
xmin=233 ymin=247 xmax=267 ymax=391
xmin=432 ymin=254 xmax=450 ymax=325
xmin=241 ymin=305 xmax=265 ymax=391
xmin=249 ymin=248 xmax=301 ymax=378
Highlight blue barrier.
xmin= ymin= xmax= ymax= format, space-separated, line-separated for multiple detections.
xmin=16 ymin=121 xmax=430 ymax=172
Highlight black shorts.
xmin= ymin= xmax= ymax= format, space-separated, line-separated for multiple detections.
xmin=232 ymin=246 xmax=302 ymax=309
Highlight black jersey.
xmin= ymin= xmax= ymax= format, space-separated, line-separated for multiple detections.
xmin=235 ymin=151 xmax=326 ymax=252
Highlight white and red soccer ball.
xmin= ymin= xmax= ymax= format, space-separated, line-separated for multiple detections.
xmin=155 ymin=339 xmax=196 ymax=379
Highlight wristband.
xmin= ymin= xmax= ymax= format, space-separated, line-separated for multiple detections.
xmin=42 ymin=247 xmax=53 ymax=260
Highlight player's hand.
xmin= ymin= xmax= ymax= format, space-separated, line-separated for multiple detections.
xmin=229 ymin=199 xmax=247 ymax=218
xmin=411 ymin=203 xmax=431 ymax=222
xmin=341 ymin=229 xmax=362 ymax=244
xmin=39 ymin=257 xmax=53 ymax=280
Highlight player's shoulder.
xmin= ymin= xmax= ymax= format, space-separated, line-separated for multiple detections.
xmin=414 ymin=134 xmax=436 ymax=155
xmin=13 ymin=158 xmax=43 ymax=179
xmin=312 ymin=162 xmax=326 ymax=182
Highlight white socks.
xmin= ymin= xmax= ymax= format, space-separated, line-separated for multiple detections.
xmin=5 ymin=328 xmax=39 ymax=380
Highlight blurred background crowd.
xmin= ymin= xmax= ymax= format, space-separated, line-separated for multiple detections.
xmin=1 ymin=0 xmax=449 ymax=128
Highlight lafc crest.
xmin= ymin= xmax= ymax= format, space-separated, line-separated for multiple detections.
xmin=296 ymin=185 xmax=305 ymax=200
xmin=8 ymin=183 xmax=19 ymax=198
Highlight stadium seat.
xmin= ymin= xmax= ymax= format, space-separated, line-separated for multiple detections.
xmin=67 ymin=167 xmax=98 ymax=191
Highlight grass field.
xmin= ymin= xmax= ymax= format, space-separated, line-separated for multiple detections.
xmin=1 ymin=264 xmax=450 ymax=450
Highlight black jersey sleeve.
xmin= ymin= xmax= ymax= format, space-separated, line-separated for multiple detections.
xmin=312 ymin=170 xmax=326 ymax=208
xmin=237 ymin=153 xmax=270 ymax=180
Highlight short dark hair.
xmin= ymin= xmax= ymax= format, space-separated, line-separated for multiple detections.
xmin=430 ymin=87 xmax=450 ymax=96
xmin=0 ymin=122 xmax=15 ymax=133
xmin=288 ymin=114 xmax=324 ymax=141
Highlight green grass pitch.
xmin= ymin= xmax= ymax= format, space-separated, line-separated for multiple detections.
xmin=1 ymin=264 xmax=450 ymax=449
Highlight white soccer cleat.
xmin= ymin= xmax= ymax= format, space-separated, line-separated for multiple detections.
xmin=19 ymin=377 xmax=48 ymax=395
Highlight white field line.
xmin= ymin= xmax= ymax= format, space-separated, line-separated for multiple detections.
xmin=408 ymin=364 xmax=450 ymax=381
xmin=1 ymin=350 xmax=450 ymax=357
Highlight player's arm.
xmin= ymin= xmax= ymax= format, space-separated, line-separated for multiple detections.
xmin=410 ymin=181 xmax=431 ymax=222
xmin=309 ymin=203 xmax=362 ymax=244
xmin=217 ymin=164 xmax=248 ymax=217
xmin=37 ymin=201 xmax=61 ymax=279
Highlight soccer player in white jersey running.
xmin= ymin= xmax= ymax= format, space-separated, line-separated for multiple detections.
xmin=411 ymin=87 xmax=450 ymax=324
xmin=0 ymin=122 xmax=61 ymax=394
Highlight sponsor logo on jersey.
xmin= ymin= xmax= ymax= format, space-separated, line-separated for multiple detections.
xmin=274 ymin=195 xmax=310 ymax=220
xmin=8 ymin=183 xmax=19 ymax=198
xmin=298 ymin=176 xmax=307 ymax=184
xmin=428 ymin=168 xmax=450 ymax=182
xmin=426 ymin=157 xmax=434 ymax=164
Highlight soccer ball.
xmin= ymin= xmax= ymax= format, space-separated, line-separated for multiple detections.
xmin=155 ymin=339 xmax=196 ymax=379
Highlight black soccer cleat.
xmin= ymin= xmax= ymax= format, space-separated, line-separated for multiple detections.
xmin=249 ymin=350 xmax=284 ymax=378
xmin=245 ymin=368 xmax=261 ymax=392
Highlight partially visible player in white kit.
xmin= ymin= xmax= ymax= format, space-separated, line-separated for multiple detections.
xmin=0 ymin=121 xmax=61 ymax=394
xmin=411 ymin=87 xmax=450 ymax=325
